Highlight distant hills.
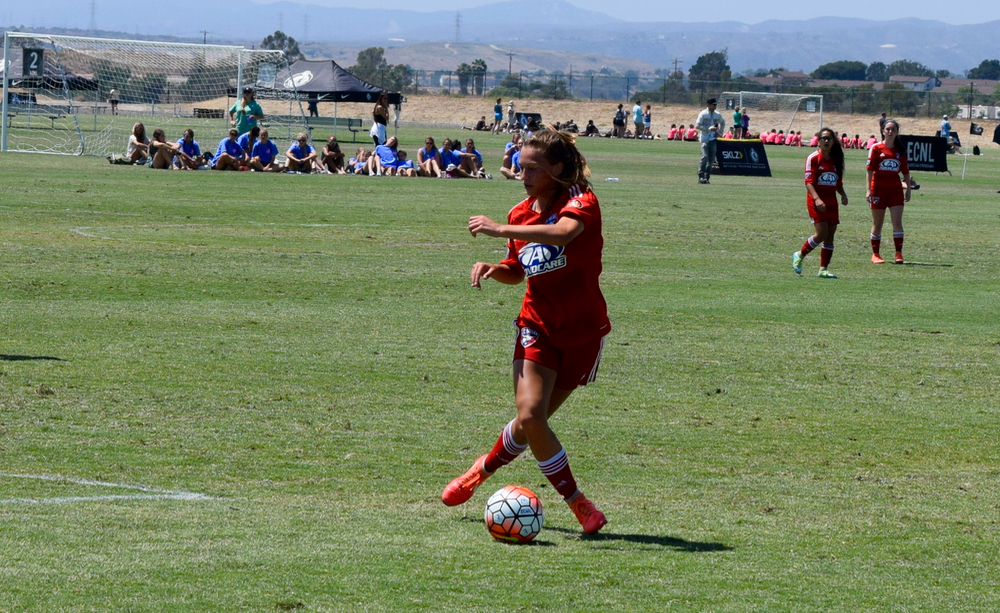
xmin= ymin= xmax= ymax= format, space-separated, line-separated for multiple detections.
xmin=5 ymin=0 xmax=1000 ymax=74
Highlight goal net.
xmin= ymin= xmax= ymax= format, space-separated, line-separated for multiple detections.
xmin=721 ymin=91 xmax=823 ymax=138
xmin=2 ymin=32 xmax=309 ymax=157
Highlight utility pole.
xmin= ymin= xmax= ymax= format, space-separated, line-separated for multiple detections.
xmin=671 ymin=58 xmax=683 ymax=76
xmin=455 ymin=12 xmax=461 ymax=43
xmin=89 ymin=0 xmax=96 ymax=31
xmin=200 ymin=30 xmax=209 ymax=44
xmin=508 ymin=51 xmax=515 ymax=76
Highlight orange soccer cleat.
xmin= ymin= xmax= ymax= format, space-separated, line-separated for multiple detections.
xmin=894 ymin=252 xmax=904 ymax=264
xmin=871 ymin=254 xmax=885 ymax=264
xmin=441 ymin=455 xmax=492 ymax=506
xmin=567 ymin=492 xmax=607 ymax=535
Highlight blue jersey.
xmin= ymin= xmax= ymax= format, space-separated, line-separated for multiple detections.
xmin=461 ymin=147 xmax=482 ymax=164
xmin=251 ymin=140 xmax=279 ymax=165
xmin=395 ymin=159 xmax=414 ymax=169
xmin=215 ymin=137 xmax=244 ymax=160
xmin=441 ymin=149 xmax=461 ymax=167
xmin=375 ymin=144 xmax=398 ymax=166
xmin=288 ymin=143 xmax=314 ymax=159
xmin=511 ymin=149 xmax=521 ymax=172
xmin=237 ymin=132 xmax=258 ymax=153
xmin=178 ymin=139 xmax=200 ymax=157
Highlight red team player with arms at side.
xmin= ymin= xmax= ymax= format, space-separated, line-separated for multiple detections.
xmin=866 ymin=118 xmax=911 ymax=264
xmin=793 ymin=127 xmax=849 ymax=278
xmin=441 ymin=127 xmax=610 ymax=535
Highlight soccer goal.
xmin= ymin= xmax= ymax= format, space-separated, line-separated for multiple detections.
xmin=721 ymin=91 xmax=823 ymax=138
xmin=1 ymin=32 xmax=309 ymax=157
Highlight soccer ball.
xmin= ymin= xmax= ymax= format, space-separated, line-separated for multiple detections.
xmin=484 ymin=485 xmax=544 ymax=544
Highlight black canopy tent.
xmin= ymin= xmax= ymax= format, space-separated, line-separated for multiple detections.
xmin=272 ymin=59 xmax=403 ymax=104
xmin=266 ymin=59 xmax=404 ymax=141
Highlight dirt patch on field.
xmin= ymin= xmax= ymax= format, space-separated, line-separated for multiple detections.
xmin=372 ymin=95 xmax=1000 ymax=147
xmin=205 ymin=94 xmax=1000 ymax=147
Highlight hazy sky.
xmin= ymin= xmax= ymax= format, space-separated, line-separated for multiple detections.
xmin=271 ymin=0 xmax=1000 ymax=24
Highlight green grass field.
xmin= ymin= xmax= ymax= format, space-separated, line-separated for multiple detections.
xmin=2 ymin=132 xmax=999 ymax=612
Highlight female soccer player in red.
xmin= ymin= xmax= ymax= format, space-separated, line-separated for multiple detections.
xmin=793 ymin=127 xmax=849 ymax=278
xmin=441 ymin=127 xmax=611 ymax=535
xmin=866 ymin=118 xmax=911 ymax=264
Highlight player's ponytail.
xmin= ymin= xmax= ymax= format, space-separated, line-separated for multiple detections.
xmin=818 ymin=127 xmax=845 ymax=178
xmin=523 ymin=125 xmax=591 ymax=189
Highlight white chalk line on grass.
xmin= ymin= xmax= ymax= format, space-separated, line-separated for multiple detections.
xmin=0 ymin=472 xmax=213 ymax=505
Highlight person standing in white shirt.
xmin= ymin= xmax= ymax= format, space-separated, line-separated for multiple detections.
xmin=632 ymin=100 xmax=644 ymax=139
xmin=695 ymin=97 xmax=725 ymax=184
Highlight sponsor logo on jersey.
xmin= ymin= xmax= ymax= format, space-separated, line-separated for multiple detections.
xmin=546 ymin=213 xmax=558 ymax=224
xmin=879 ymin=158 xmax=901 ymax=172
xmin=804 ymin=171 xmax=813 ymax=181
xmin=519 ymin=243 xmax=566 ymax=277
xmin=283 ymin=71 xmax=314 ymax=88
xmin=519 ymin=326 xmax=539 ymax=348
xmin=818 ymin=171 xmax=838 ymax=186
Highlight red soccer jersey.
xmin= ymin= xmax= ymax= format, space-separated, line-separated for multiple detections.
xmin=500 ymin=184 xmax=611 ymax=348
xmin=804 ymin=150 xmax=842 ymax=208
xmin=867 ymin=142 xmax=908 ymax=191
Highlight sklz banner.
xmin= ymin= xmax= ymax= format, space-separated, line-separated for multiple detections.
xmin=713 ymin=139 xmax=772 ymax=177
xmin=903 ymin=135 xmax=948 ymax=173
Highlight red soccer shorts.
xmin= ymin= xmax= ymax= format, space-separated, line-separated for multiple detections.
xmin=512 ymin=322 xmax=606 ymax=390
xmin=869 ymin=188 xmax=904 ymax=210
xmin=808 ymin=202 xmax=840 ymax=225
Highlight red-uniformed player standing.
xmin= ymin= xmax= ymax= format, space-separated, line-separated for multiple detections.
xmin=441 ymin=127 xmax=610 ymax=535
xmin=866 ymin=118 xmax=911 ymax=264
xmin=793 ymin=127 xmax=849 ymax=278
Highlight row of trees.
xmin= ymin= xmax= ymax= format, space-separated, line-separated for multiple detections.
xmin=682 ymin=51 xmax=1000 ymax=85
xmin=630 ymin=49 xmax=1000 ymax=116
xmin=811 ymin=58 xmax=1000 ymax=82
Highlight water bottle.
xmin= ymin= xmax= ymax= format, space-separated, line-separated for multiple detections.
xmin=605 ymin=177 xmax=620 ymax=182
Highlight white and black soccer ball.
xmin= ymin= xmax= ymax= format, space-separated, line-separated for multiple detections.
xmin=484 ymin=485 xmax=543 ymax=544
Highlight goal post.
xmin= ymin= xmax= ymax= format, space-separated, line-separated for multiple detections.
xmin=1 ymin=32 xmax=308 ymax=157
xmin=721 ymin=91 xmax=824 ymax=138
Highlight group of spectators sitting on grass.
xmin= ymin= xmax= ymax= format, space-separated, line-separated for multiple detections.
xmin=346 ymin=136 xmax=491 ymax=178
xmin=110 ymin=122 xmax=494 ymax=178
xmin=831 ymin=133 xmax=880 ymax=150
xmin=758 ymin=130 xmax=804 ymax=146
xmin=109 ymin=122 xmax=300 ymax=172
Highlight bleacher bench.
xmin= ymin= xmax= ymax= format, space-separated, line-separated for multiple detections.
xmin=194 ymin=108 xmax=226 ymax=119
xmin=5 ymin=104 xmax=69 ymax=129
xmin=262 ymin=115 xmax=365 ymax=143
